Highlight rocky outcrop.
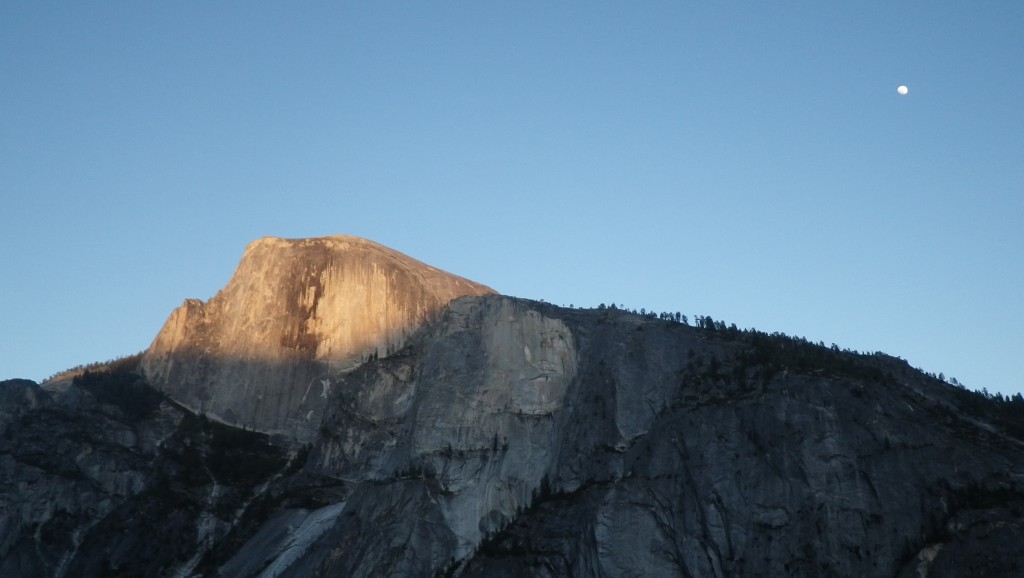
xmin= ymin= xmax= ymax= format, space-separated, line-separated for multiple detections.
xmin=0 ymin=376 xmax=183 ymax=577
xmin=141 ymin=236 xmax=495 ymax=443
xmin=0 ymin=368 xmax=297 ymax=578
xmin=4 ymin=237 xmax=1024 ymax=577
xmin=223 ymin=295 xmax=1024 ymax=577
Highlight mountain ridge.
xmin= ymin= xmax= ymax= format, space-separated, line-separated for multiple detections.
xmin=1 ymin=235 xmax=1022 ymax=577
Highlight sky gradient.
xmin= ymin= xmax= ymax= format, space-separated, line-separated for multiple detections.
xmin=3 ymin=2 xmax=1022 ymax=396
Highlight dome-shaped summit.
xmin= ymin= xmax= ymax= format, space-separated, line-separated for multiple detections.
xmin=141 ymin=235 xmax=495 ymax=442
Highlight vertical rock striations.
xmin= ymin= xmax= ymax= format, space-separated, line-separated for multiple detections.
xmin=5 ymin=236 xmax=1024 ymax=577
xmin=294 ymin=296 xmax=1024 ymax=577
xmin=141 ymin=236 xmax=495 ymax=443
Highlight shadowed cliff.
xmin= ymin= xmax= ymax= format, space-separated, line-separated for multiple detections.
xmin=296 ymin=296 xmax=1024 ymax=577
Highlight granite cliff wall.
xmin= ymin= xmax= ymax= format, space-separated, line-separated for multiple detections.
xmin=141 ymin=236 xmax=494 ymax=442
xmin=239 ymin=295 xmax=1024 ymax=577
xmin=3 ymin=237 xmax=1024 ymax=577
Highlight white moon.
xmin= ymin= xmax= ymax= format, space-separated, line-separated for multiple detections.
xmin=897 ymin=85 xmax=909 ymax=95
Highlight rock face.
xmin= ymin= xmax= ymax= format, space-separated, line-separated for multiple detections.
xmin=289 ymin=296 xmax=1024 ymax=577
xmin=141 ymin=235 xmax=495 ymax=442
xmin=3 ymin=237 xmax=1024 ymax=577
xmin=0 ymin=373 xmax=185 ymax=577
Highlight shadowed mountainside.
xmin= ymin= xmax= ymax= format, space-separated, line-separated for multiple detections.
xmin=2 ymin=297 xmax=1023 ymax=577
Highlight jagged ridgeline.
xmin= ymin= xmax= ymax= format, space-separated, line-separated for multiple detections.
xmin=2 ymin=235 xmax=1023 ymax=578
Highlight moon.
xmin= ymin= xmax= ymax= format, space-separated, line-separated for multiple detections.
xmin=897 ymin=85 xmax=909 ymax=95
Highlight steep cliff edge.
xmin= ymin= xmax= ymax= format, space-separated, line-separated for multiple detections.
xmin=283 ymin=296 xmax=1024 ymax=577
xmin=141 ymin=236 xmax=495 ymax=442
xmin=4 ymin=237 xmax=1024 ymax=577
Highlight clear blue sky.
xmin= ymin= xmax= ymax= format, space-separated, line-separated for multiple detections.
xmin=2 ymin=2 xmax=1022 ymax=396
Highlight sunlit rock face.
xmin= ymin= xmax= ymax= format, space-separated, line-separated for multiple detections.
xmin=141 ymin=235 xmax=495 ymax=442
